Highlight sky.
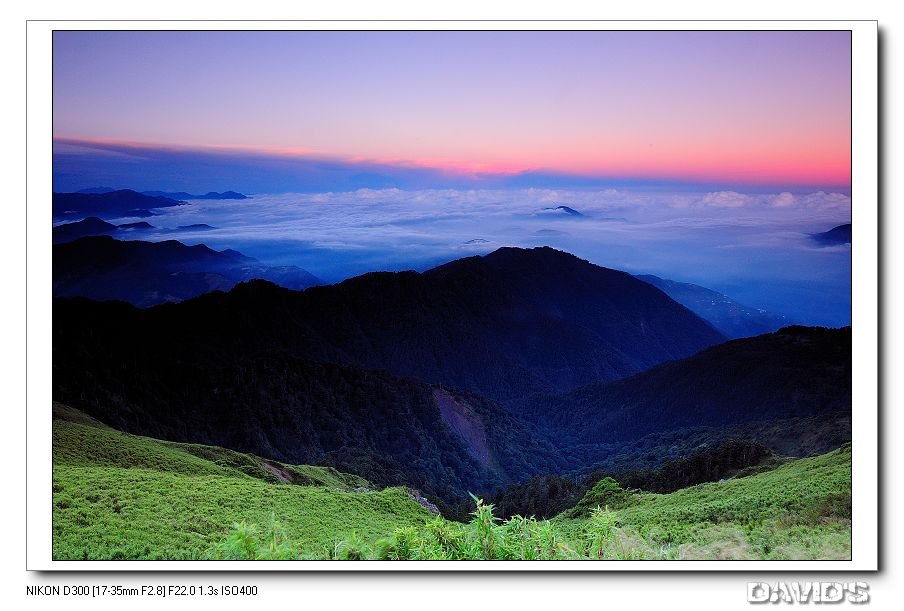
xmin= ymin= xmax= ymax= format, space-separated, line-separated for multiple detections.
xmin=51 ymin=31 xmax=853 ymax=326
xmin=53 ymin=30 xmax=851 ymax=191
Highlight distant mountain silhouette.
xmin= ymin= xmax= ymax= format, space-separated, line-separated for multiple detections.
xmin=117 ymin=221 xmax=155 ymax=231
xmin=75 ymin=187 xmax=248 ymax=200
xmin=53 ymin=217 xmax=157 ymax=244
xmin=53 ymin=236 xmax=321 ymax=307
xmin=53 ymin=190 xmax=183 ymax=220
xmin=176 ymin=223 xmax=216 ymax=231
xmin=523 ymin=326 xmax=850 ymax=447
xmin=53 ymin=217 xmax=116 ymax=242
xmin=811 ymin=223 xmax=852 ymax=246
xmin=636 ymin=274 xmax=792 ymax=339
xmin=142 ymin=190 xmax=247 ymax=200
xmin=538 ymin=205 xmax=584 ymax=217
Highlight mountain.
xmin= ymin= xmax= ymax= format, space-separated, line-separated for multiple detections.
xmin=636 ymin=274 xmax=792 ymax=339
xmin=52 ymin=402 xmax=436 ymax=559
xmin=52 ymin=306 xmax=569 ymax=503
xmin=52 ymin=400 xmax=852 ymax=560
xmin=52 ymin=248 xmax=848 ymax=505
xmin=52 ymin=246 xmax=727 ymax=498
xmin=53 ymin=189 xmax=183 ymax=220
xmin=53 ymin=217 xmax=156 ymax=244
xmin=53 ymin=236 xmax=321 ymax=307
xmin=53 ymin=217 xmax=116 ymax=243
xmin=142 ymin=190 xmax=247 ymax=200
xmin=522 ymin=326 xmax=850 ymax=447
xmin=75 ymin=187 xmax=248 ymax=199
xmin=58 ymin=246 xmax=722 ymax=404
xmin=539 ymin=205 xmax=584 ymax=217
xmin=487 ymin=440 xmax=777 ymax=520
xmin=811 ymin=223 xmax=852 ymax=246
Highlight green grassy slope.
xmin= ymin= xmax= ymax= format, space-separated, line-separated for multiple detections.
xmin=52 ymin=403 xmax=432 ymax=560
xmin=52 ymin=403 xmax=851 ymax=560
xmin=318 ymin=445 xmax=851 ymax=561
xmin=555 ymin=444 xmax=852 ymax=560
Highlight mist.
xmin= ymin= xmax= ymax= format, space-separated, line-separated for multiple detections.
xmin=88 ymin=187 xmax=853 ymax=327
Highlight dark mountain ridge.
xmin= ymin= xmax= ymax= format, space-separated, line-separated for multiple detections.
xmin=811 ymin=223 xmax=852 ymax=246
xmin=60 ymin=246 xmax=724 ymax=405
xmin=636 ymin=274 xmax=792 ymax=339
xmin=522 ymin=325 xmax=851 ymax=446
xmin=53 ymin=189 xmax=184 ymax=220
xmin=143 ymin=190 xmax=247 ymax=200
xmin=76 ymin=187 xmax=247 ymax=200
xmin=540 ymin=205 xmax=584 ymax=216
xmin=53 ymin=236 xmax=321 ymax=307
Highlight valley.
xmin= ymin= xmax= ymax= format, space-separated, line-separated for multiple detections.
xmin=52 ymin=245 xmax=852 ymax=539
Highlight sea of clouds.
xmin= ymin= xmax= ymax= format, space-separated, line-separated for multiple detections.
xmin=106 ymin=187 xmax=853 ymax=326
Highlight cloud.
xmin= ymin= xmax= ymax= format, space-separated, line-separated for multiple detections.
xmin=68 ymin=185 xmax=848 ymax=326
xmin=699 ymin=191 xmax=752 ymax=208
xmin=771 ymin=192 xmax=797 ymax=208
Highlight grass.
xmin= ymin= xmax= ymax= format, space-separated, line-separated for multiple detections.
xmin=53 ymin=466 xmax=431 ymax=559
xmin=52 ymin=404 xmax=432 ymax=560
xmin=555 ymin=443 xmax=852 ymax=560
xmin=52 ymin=403 xmax=852 ymax=560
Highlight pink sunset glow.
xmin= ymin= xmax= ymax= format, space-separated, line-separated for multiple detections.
xmin=53 ymin=30 xmax=851 ymax=190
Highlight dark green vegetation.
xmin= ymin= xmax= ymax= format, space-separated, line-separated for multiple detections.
xmin=52 ymin=404 xmax=851 ymax=560
xmin=53 ymin=336 xmax=568 ymax=504
xmin=53 ymin=247 xmax=744 ymax=503
xmin=520 ymin=326 xmax=850 ymax=446
xmin=52 ymin=403 xmax=433 ymax=560
xmin=486 ymin=440 xmax=778 ymax=521
xmin=51 ymin=246 xmax=851 ymax=556
xmin=53 ymin=249 xmax=850 ymax=506
xmin=202 ymin=446 xmax=853 ymax=560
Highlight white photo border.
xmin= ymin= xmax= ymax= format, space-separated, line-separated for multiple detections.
xmin=26 ymin=19 xmax=879 ymax=572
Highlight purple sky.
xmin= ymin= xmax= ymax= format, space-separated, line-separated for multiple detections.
xmin=53 ymin=30 xmax=851 ymax=191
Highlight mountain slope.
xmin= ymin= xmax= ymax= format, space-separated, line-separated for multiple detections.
xmin=52 ymin=247 xmax=730 ymax=499
xmin=52 ymin=403 xmax=433 ymax=560
xmin=59 ymin=246 xmax=724 ymax=403
xmin=524 ymin=326 xmax=850 ymax=446
xmin=52 ymin=306 xmax=570 ymax=503
xmin=113 ymin=246 xmax=721 ymax=405
xmin=53 ymin=401 xmax=851 ymax=560
xmin=636 ymin=274 xmax=792 ymax=339
xmin=53 ymin=236 xmax=321 ymax=307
